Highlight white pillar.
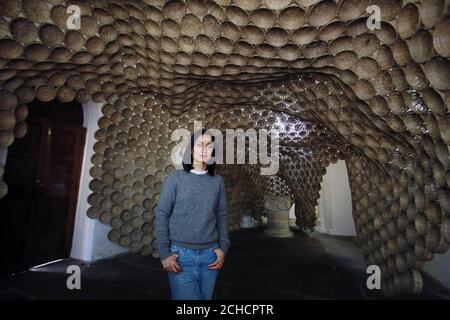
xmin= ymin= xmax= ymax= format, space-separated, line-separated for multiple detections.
xmin=70 ymin=100 xmax=128 ymax=261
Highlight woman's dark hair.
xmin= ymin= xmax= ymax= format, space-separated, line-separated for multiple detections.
xmin=182 ymin=128 xmax=217 ymax=176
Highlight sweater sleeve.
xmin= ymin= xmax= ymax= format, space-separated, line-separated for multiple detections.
xmin=216 ymin=176 xmax=231 ymax=255
xmin=155 ymin=172 xmax=177 ymax=261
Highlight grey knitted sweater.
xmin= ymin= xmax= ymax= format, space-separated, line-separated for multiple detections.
xmin=154 ymin=169 xmax=230 ymax=261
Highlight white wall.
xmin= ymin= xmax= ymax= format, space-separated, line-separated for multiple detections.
xmin=289 ymin=203 xmax=296 ymax=226
xmin=317 ymin=160 xmax=356 ymax=236
xmin=70 ymin=100 xmax=128 ymax=261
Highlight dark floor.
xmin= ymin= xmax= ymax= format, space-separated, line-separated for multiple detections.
xmin=1 ymin=227 xmax=449 ymax=300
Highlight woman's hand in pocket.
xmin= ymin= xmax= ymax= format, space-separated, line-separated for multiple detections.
xmin=162 ymin=254 xmax=182 ymax=273
xmin=208 ymin=249 xmax=225 ymax=270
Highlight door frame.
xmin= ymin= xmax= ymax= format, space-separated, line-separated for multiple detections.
xmin=4 ymin=115 xmax=87 ymax=268
xmin=34 ymin=116 xmax=87 ymax=261
xmin=58 ymin=121 xmax=86 ymax=258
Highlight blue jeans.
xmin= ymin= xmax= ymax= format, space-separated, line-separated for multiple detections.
xmin=167 ymin=243 xmax=220 ymax=300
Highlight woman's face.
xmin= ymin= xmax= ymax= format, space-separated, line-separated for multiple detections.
xmin=192 ymin=134 xmax=214 ymax=164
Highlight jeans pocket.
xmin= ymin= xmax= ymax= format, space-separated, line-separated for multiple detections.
xmin=209 ymin=244 xmax=219 ymax=256
xmin=170 ymin=245 xmax=183 ymax=257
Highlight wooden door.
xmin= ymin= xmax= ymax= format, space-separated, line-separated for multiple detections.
xmin=0 ymin=117 xmax=86 ymax=276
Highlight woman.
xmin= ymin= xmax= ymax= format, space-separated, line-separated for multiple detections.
xmin=155 ymin=128 xmax=230 ymax=300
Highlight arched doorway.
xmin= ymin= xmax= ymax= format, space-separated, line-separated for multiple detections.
xmin=317 ymin=160 xmax=355 ymax=236
xmin=0 ymin=99 xmax=86 ymax=276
